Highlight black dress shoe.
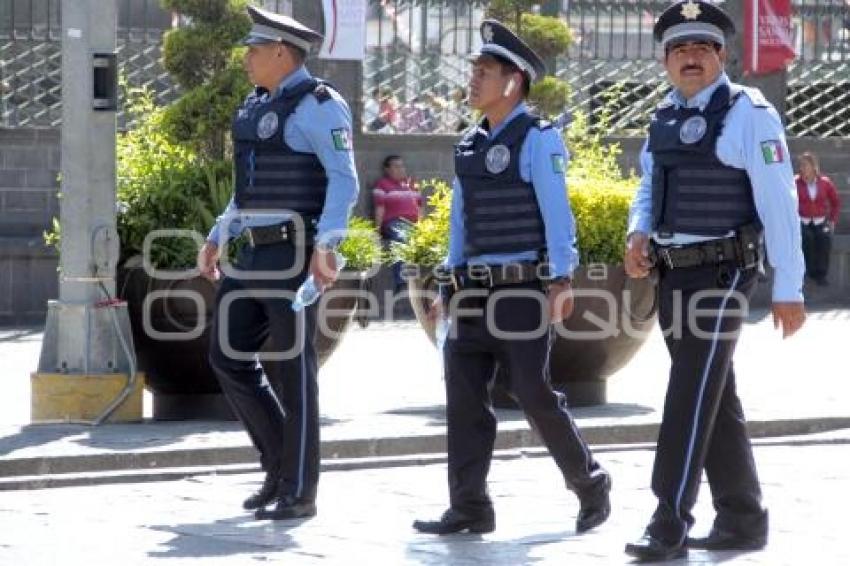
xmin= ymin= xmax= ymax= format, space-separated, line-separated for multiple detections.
xmin=686 ymin=528 xmax=766 ymax=551
xmin=625 ymin=534 xmax=686 ymax=562
xmin=254 ymin=495 xmax=317 ymax=521
xmin=576 ymin=475 xmax=612 ymax=533
xmin=412 ymin=508 xmax=495 ymax=535
xmin=242 ymin=470 xmax=280 ymax=510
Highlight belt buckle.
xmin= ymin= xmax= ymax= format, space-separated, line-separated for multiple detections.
xmin=660 ymin=247 xmax=675 ymax=269
xmin=468 ymin=264 xmax=493 ymax=287
xmin=279 ymin=223 xmax=289 ymax=242
xmin=246 ymin=228 xmax=256 ymax=247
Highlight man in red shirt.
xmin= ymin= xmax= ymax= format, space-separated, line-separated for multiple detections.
xmin=796 ymin=151 xmax=841 ymax=286
xmin=373 ymin=155 xmax=422 ymax=291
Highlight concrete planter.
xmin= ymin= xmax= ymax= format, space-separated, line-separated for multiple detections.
xmin=118 ymin=266 xmax=363 ymax=419
xmin=407 ymin=264 xmax=657 ymax=407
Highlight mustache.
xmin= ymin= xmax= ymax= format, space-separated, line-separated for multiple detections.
xmin=680 ymin=64 xmax=703 ymax=73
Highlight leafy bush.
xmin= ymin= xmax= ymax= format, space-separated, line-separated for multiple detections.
xmin=529 ymin=76 xmax=571 ymax=120
xmin=390 ymin=180 xmax=452 ymax=267
xmin=160 ymin=56 xmax=251 ymax=159
xmin=116 ymin=86 xmax=231 ymax=269
xmin=517 ymin=13 xmax=572 ymax=61
xmin=338 ymin=217 xmax=383 ymax=272
xmin=160 ymin=0 xmax=252 ymax=160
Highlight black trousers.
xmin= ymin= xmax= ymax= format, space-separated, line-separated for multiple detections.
xmin=443 ymin=282 xmax=608 ymax=515
xmin=209 ymin=242 xmax=320 ymax=502
xmin=801 ymin=222 xmax=832 ymax=281
xmin=648 ymin=262 xmax=766 ymax=544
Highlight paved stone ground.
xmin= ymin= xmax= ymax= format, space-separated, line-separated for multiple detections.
xmin=1 ymin=309 xmax=849 ymax=478
xmin=0 ymin=435 xmax=847 ymax=565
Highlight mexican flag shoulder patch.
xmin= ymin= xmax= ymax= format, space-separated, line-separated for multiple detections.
xmin=551 ymin=153 xmax=566 ymax=174
xmin=331 ymin=128 xmax=352 ymax=151
xmin=760 ymin=140 xmax=784 ymax=165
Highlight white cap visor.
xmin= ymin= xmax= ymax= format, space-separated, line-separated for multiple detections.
xmin=662 ymin=22 xmax=725 ymax=48
xmin=475 ymin=44 xmax=538 ymax=82
xmin=241 ymin=23 xmax=313 ymax=51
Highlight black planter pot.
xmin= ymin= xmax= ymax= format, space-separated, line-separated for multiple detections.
xmin=118 ymin=266 xmax=363 ymax=419
xmin=407 ymin=264 xmax=657 ymax=408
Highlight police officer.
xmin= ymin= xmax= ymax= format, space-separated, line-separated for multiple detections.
xmin=412 ymin=20 xmax=611 ymax=536
xmin=623 ymin=1 xmax=806 ymax=560
xmin=197 ymin=6 xmax=358 ymax=521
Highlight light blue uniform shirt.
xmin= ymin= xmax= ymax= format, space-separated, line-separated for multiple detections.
xmin=446 ymin=102 xmax=579 ymax=278
xmin=627 ymin=73 xmax=804 ymax=302
xmin=207 ymin=66 xmax=359 ymax=247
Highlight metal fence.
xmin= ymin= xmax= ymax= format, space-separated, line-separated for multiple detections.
xmin=363 ymin=0 xmax=850 ymax=138
xmin=3 ymin=0 xmax=850 ymax=137
xmin=0 ymin=0 xmax=176 ymax=128
xmin=787 ymin=0 xmax=850 ymax=136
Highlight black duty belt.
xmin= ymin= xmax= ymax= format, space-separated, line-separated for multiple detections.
xmin=650 ymin=236 xmax=758 ymax=270
xmin=436 ymin=262 xmax=543 ymax=291
xmin=244 ymin=221 xmax=315 ymax=247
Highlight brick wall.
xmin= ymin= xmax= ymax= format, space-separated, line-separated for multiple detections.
xmin=0 ymin=128 xmax=59 ymax=325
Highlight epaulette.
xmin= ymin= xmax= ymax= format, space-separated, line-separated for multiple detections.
xmin=313 ymin=82 xmax=333 ymax=104
xmin=533 ymin=117 xmax=553 ymax=131
xmin=735 ymin=85 xmax=771 ymax=109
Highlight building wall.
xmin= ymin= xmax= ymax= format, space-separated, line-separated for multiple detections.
xmin=1 ymin=128 xmax=847 ymax=324
xmin=0 ymin=128 xmax=59 ymax=325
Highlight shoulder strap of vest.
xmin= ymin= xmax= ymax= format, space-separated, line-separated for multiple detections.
xmin=281 ymin=78 xmax=320 ymax=103
xmin=495 ymin=112 xmax=538 ymax=147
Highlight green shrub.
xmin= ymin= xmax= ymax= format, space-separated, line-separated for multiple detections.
xmin=116 ymin=87 xmax=231 ymax=269
xmin=338 ymin=217 xmax=383 ymax=272
xmin=517 ymin=13 xmax=572 ymax=61
xmin=160 ymin=0 xmax=252 ymax=160
xmin=390 ymin=180 xmax=452 ymax=267
xmin=486 ymin=0 xmax=540 ymax=27
xmin=528 ymin=76 xmax=571 ymax=120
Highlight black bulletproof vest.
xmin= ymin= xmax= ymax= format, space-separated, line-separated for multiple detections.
xmin=455 ymin=113 xmax=546 ymax=258
xmin=648 ymin=84 xmax=757 ymax=237
xmin=232 ymin=79 xmax=330 ymax=220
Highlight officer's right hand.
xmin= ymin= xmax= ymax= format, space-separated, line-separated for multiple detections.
xmin=772 ymin=302 xmax=806 ymax=339
xmin=624 ymin=232 xmax=652 ymax=278
xmin=427 ymin=296 xmax=444 ymax=322
xmin=198 ymin=241 xmax=221 ymax=281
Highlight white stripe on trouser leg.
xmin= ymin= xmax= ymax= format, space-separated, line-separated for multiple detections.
xmin=296 ymin=309 xmax=307 ymax=499
xmin=673 ymin=269 xmax=741 ymax=518
xmin=543 ymin=326 xmax=591 ymax=474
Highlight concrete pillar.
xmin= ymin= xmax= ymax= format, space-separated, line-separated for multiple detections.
xmin=293 ymin=0 xmax=364 ymax=132
xmin=32 ymin=0 xmax=142 ymax=424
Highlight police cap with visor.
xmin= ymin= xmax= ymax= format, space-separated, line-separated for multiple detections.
xmin=473 ymin=19 xmax=547 ymax=84
xmin=653 ymin=0 xmax=735 ymax=50
xmin=242 ymin=5 xmax=323 ymax=51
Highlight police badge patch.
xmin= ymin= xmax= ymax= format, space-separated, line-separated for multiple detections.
xmin=257 ymin=111 xmax=279 ymax=140
xmin=485 ymin=144 xmax=511 ymax=174
xmin=679 ymin=115 xmax=708 ymax=144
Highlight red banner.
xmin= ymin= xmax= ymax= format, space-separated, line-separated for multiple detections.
xmin=744 ymin=0 xmax=796 ymax=75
